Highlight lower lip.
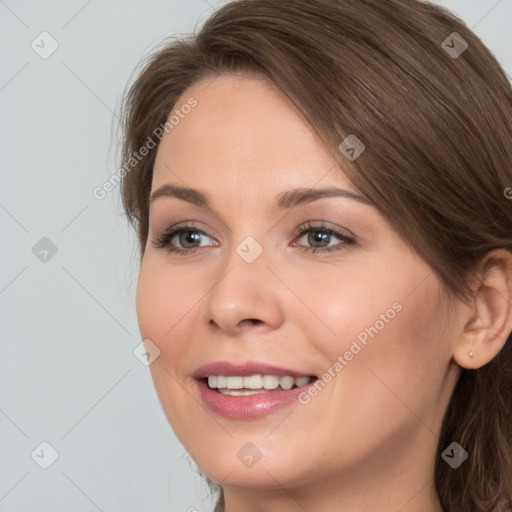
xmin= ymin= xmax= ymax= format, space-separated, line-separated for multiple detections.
xmin=195 ymin=379 xmax=313 ymax=419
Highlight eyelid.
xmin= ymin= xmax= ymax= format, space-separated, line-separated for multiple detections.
xmin=292 ymin=220 xmax=355 ymax=239
xmin=152 ymin=220 xmax=356 ymax=255
xmin=151 ymin=222 xmax=219 ymax=253
xmin=290 ymin=221 xmax=356 ymax=253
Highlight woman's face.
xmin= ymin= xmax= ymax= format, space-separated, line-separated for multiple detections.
xmin=136 ymin=74 xmax=460 ymax=502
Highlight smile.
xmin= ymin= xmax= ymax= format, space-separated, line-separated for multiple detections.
xmin=207 ymin=374 xmax=313 ymax=395
xmin=192 ymin=362 xmax=318 ymax=419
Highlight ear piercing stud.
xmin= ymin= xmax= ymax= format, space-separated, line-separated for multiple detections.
xmin=469 ymin=351 xmax=474 ymax=358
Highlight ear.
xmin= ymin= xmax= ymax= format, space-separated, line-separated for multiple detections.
xmin=453 ymin=249 xmax=512 ymax=370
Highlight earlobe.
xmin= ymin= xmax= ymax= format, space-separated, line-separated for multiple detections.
xmin=453 ymin=249 xmax=512 ymax=370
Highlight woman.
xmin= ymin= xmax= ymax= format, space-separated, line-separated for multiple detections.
xmin=119 ymin=0 xmax=512 ymax=510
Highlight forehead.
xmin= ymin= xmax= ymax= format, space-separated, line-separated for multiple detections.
xmin=151 ymin=74 xmax=355 ymax=193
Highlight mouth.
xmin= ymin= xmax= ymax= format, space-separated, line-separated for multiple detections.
xmin=192 ymin=362 xmax=319 ymax=419
xmin=204 ymin=374 xmax=317 ymax=396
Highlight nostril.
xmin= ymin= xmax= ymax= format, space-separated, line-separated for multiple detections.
xmin=242 ymin=318 xmax=263 ymax=327
xmin=233 ymin=318 xmax=263 ymax=328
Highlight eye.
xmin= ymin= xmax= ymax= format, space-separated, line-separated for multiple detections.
xmin=292 ymin=223 xmax=355 ymax=253
xmin=151 ymin=224 xmax=218 ymax=255
xmin=151 ymin=222 xmax=355 ymax=256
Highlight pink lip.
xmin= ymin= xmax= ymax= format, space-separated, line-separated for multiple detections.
xmin=192 ymin=361 xmax=313 ymax=379
xmin=192 ymin=361 xmax=317 ymax=419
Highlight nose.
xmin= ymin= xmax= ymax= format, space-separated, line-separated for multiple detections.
xmin=204 ymin=244 xmax=285 ymax=336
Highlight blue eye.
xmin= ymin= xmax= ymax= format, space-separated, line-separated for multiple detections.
xmin=152 ymin=222 xmax=355 ymax=256
xmin=293 ymin=224 xmax=355 ymax=253
xmin=152 ymin=224 xmax=217 ymax=255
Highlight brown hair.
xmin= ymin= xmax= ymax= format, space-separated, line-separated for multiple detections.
xmin=119 ymin=0 xmax=512 ymax=510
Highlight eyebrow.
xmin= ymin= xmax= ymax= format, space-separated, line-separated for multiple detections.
xmin=149 ymin=184 xmax=372 ymax=209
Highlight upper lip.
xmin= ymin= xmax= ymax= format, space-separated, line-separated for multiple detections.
xmin=192 ymin=361 xmax=316 ymax=379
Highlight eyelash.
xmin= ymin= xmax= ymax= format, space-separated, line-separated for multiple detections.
xmin=151 ymin=222 xmax=355 ymax=256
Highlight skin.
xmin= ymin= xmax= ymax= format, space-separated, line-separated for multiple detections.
xmin=135 ymin=73 xmax=512 ymax=512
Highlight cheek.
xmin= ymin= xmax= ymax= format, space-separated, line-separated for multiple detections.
xmin=339 ymin=278 xmax=450 ymax=433
xmin=303 ymin=260 xmax=450 ymax=431
xmin=135 ymin=258 xmax=209 ymax=396
xmin=135 ymin=259 xmax=205 ymax=435
xmin=290 ymin=258 xmax=406 ymax=352
xmin=136 ymin=258 xmax=200 ymax=341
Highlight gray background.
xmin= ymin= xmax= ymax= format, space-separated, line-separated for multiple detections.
xmin=1 ymin=1 xmax=511 ymax=511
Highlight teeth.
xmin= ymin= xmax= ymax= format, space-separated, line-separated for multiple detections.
xmin=262 ymin=375 xmax=280 ymax=390
xmin=226 ymin=376 xmax=244 ymax=389
xmin=279 ymin=376 xmax=294 ymax=390
xmin=244 ymin=375 xmax=263 ymax=389
xmin=295 ymin=376 xmax=310 ymax=387
xmin=206 ymin=374 xmax=312 ymax=392
xmin=219 ymin=389 xmax=265 ymax=396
